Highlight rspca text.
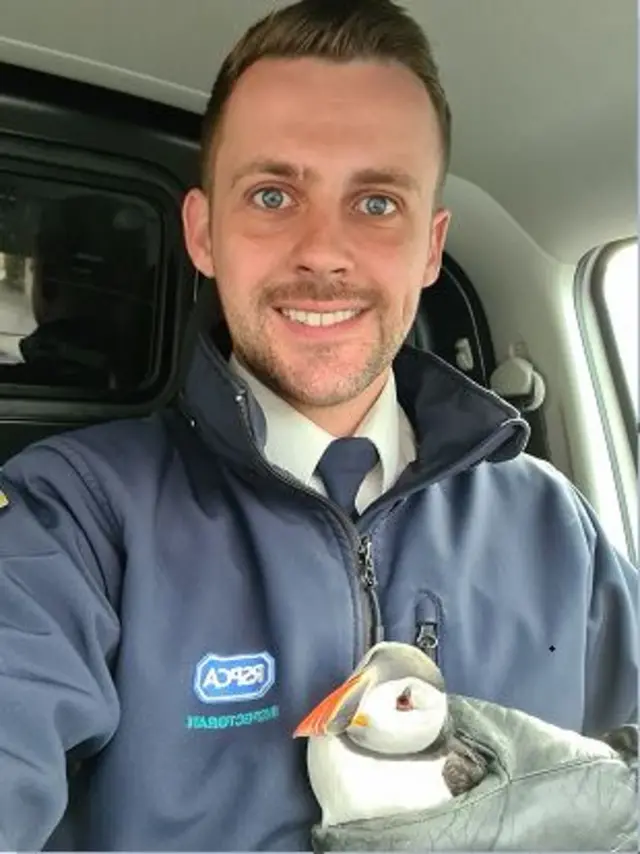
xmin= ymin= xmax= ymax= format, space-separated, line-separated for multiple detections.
xmin=194 ymin=651 xmax=276 ymax=704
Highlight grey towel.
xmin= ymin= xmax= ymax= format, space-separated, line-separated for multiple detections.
xmin=312 ymin=696 xmax=638 ymax=852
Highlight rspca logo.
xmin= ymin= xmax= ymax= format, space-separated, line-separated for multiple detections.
xmin=194 ymin=651 xmax=276 ymax=704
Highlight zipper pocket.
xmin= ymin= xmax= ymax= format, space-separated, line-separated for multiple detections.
xmin=415 ymin=595 xmax=441 ymax=665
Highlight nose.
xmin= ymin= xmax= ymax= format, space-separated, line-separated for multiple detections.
xmin=291 ymin=207 xmax=354 ymax=278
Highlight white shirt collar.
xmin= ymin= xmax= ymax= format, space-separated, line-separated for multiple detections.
xmin=229 ymin=354 xmax=408 ymax=494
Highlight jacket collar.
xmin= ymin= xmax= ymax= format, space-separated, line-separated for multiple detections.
xmin=178 ymin=310 xmax=530 ymax=487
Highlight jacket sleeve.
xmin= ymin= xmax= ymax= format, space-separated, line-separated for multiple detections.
xmin=576 ymin=492 xmax=638 ymax=737
xmin=0 ymin=440 xmax=122 ymax=851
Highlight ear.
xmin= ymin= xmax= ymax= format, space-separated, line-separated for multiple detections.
xmin=182 ymin=188 xmax=216 ymax=279
xmin=422 ymin=207 xmax=451 ymax=289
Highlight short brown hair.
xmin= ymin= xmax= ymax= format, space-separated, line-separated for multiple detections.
xmin=200 ymin=0 xmax=452 ymax=193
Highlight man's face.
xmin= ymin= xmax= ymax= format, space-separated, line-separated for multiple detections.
xmin=184 ymin=57 xmax=450 ymax=408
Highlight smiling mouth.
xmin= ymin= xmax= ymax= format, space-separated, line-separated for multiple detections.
xmin=277 ymin=308 xmax=364 ymax=327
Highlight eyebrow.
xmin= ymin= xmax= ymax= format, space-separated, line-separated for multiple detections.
xmin=230 ymin=160 xmax=421 ymax=194
xmin=349 ymin=168 xmax=421 ymax=195
xmin=230 ymin=160 xmax=305 ymax=188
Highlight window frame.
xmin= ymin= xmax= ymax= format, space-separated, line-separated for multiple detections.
xmin=575 ymin=238 xmax=638 ymax=564
xmin=0 ymin=134 xmax=193 ymax=419
xmin=589 ymin=238 xmax=638 ymax=450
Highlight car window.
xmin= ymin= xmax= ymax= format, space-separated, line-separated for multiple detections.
xmin=0 ymin=179 xmax=161 ymax=395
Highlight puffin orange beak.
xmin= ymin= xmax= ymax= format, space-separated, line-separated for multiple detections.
xmin=293 ymin=670 xmax=371 ymax=738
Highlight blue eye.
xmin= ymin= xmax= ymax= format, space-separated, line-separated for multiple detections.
xmin=253 ymin=188 xmax=292 ymax=210
xmin=357 ymin=195 xmax=397 ymax=216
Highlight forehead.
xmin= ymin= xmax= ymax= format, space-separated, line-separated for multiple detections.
xmin=213 ymin=57 xmax=442 ymax=190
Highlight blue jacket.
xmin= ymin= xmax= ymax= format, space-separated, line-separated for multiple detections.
xmin=0 ymin=329 xmax=637 ymax=851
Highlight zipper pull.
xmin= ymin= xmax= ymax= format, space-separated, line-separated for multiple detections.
xmin=415 ymin=621 xmax=439 ymax=663
xmin=357 ymin=536 xmax=376 ymax=588
xmin=357 ymin=536 xmax=385 ymax=644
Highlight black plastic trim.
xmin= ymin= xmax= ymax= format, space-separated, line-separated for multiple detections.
xmin=417 ymin=251 xmax=497 ymax=388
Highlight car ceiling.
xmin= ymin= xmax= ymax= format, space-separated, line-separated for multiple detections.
xmin=0 ymin=0 xmax=636 ymax=264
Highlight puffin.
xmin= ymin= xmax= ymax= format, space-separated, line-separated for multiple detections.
xmin=293 ymin=641 xmax=488 ymax=827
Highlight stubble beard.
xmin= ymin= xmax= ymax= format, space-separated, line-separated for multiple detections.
xmin=227 ymin=278 xmax=412 ymax=408
xmin=232 ymin=313 xmax=407 ymax=408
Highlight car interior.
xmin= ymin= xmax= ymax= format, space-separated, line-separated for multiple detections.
xmin=0 ymin=0 xmax=637 ymax=566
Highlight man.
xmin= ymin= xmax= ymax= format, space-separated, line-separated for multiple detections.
xmin=0 ymin=1 xmax=636 ymax=851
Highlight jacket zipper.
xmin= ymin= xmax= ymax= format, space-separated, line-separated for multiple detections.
xmin=414 ymin=595 xmax=440 ymax=664
xmin=357 ymin=535 xmax=384 ymax=646
xmin=182 ymin=392 xmax=383 ymax=661
xmin=415 ymin=620 xmax=439 ymax=664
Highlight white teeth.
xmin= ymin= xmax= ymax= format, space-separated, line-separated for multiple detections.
xmin=280 ymin=308 xmax=360 ymax=327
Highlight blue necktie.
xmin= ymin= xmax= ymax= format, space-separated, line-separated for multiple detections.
xmin=316 ymin=437 xmax=379 ymax=519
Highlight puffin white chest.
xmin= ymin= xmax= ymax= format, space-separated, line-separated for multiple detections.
xmin=307 ymin=735 xmax=454 ymax=827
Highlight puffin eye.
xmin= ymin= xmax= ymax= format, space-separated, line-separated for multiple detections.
xmin=396 ymin=687 xmax=413 ymax=711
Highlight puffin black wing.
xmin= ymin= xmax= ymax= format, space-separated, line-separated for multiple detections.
xmin=442 ymin=736 xmax=490 ymax=796
xmin=599 ymin=724 xmax=638 ymax=767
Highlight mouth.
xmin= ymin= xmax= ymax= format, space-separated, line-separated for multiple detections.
xmin=293 ymin=670 xmax=371 ymax=738
xmin=275 ymin=305 xmax=367 ymax=332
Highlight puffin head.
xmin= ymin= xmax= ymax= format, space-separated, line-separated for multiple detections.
xmin=294 ymin=641 xmax=449 ymax=755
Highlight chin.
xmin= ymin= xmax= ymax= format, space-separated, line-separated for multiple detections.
xmin=275 ymin=355 xmax=386 ymax=404
xmin=283 ymin=375 xmax=371 ymax=408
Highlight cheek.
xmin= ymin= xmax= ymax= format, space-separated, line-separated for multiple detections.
xmin=367 ymin=225 xmax=431 ymax=290
xmin=403 ymin=285 xmax=423 ymax=326
xmin=212 ymin=215 xmax=286 ymax=298
xmin=372 ymin=251 xmax=425 ymax=322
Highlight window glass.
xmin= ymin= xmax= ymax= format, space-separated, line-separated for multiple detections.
xmin=600 ymin=241 xmax=638 ymax=419
xmin=0 ymin=178 xmax=161 ymax=393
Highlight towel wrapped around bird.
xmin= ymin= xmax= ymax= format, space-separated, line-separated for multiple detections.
xmin=294 ymin=642 xmax=638 ymax=852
